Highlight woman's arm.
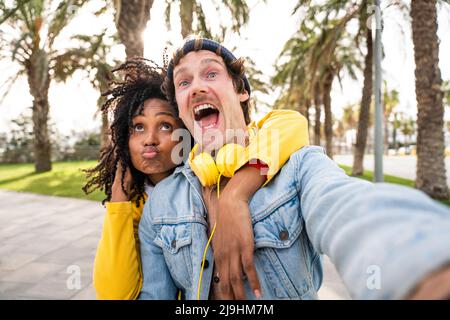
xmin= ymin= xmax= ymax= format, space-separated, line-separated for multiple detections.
xmin=93 ymin=164 xmax=144 ymax=300
xmin=244 ymin=109 xmax=309 ymax=184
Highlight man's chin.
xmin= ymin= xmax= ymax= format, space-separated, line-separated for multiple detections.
xmin=197 ymin=139 xmax=225 ymax=155
xmin=195 ymin=127 xmax=225 ymax=153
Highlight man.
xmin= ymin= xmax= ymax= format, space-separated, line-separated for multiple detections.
xmin=138 ymin=37 xmax=450 ymax=299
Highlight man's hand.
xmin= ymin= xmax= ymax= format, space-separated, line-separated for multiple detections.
xmin=406 ymin=264 xmax=450 ymax=299
xmin=212 ymin=165 xmax=266 ymax=300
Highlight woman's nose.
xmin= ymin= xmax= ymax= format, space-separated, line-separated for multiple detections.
xmin=143 ymin=129 xmax=159 ymax=146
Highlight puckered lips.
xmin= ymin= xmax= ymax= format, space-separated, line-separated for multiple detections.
xmin=193 ymin=103 xmax=220 ymax=133
xmin=142 ymin=145 xmax=159 ymax=159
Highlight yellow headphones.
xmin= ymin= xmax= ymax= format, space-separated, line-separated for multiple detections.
xmin=189 ymin=143 xmax=248 ymax=187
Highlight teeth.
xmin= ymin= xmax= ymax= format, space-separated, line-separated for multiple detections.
xmin=194 ymin=104 xmax=217 ymax=115
xmin=204 ymin=123 xmax=216 ymax=129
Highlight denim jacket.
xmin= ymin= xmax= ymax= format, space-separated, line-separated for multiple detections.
xmin=138 ymin=146 xmax=450 ymax=300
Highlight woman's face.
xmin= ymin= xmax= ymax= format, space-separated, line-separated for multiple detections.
xmin=128 ymin=98 xmax=183 ymax=184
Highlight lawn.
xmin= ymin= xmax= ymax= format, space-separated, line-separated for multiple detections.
xmin=0 ymin=161 xmax=449 ymax=207
xmin=0 ymin=161 xmax=104 ymax=202
xmin=338 ymin=164 xmax=450 ymax=207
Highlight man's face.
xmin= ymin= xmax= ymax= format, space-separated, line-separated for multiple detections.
xmin=173 ymin=50 xmax=249 ymax=152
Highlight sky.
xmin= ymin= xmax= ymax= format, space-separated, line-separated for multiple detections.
xmin=0 ymin=0 xmax=450 ymax=139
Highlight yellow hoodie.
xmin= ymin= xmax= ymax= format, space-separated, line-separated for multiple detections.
xmin=93 ymin=110 xmax=309 ymax=299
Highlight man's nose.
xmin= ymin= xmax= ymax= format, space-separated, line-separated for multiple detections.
xmin=190 ymin=77 xmax=208 ymax=98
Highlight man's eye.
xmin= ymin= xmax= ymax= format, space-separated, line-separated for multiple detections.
xmin=207 ymin=71 xmax=217 ymax=78
xmin=133 ymin=124 xmax=144 ymax=132
xmin=178 ymin=80 xmax=189 ymax=87
xmin=161 ymin=122 xmax=173 ymax=131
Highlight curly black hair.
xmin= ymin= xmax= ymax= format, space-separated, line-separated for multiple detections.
xmin=82 ymin=57 xmax=176 ymax=207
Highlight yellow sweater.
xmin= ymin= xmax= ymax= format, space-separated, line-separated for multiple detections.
xmin=93 ymin=110 xmax=309 ymax=299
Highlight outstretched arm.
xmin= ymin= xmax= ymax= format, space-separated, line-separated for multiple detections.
xmin=295 ymin=146 xmax=450 ymax=299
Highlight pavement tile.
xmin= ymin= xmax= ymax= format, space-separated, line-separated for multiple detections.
xmin=0 ymin=253 xmax=40 ymax=271
xmin=17 ymin=237 xmax=67 ymax=255
xmin=0 ymin=262 xmax=67 ymax=283
xmin=34 ymin=243 xmax=96 ymax=266
xmin=70 ymin=285 xmax=96 ymax=300
xmin=17 ymin=267 xmax=92 ymax=300
xmin=0 ymin=281 xmax=35 ymax=300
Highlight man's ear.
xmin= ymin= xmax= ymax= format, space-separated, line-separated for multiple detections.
xmin=239 ymin=89 xmax=249 ymax=102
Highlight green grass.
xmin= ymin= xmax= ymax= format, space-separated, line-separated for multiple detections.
xmin=0 ymin=161 xmax=449 ymax=207
xmin=338 ymin=164 xmax=450 ymax=207
xmin=0 ymin=161 xmax=104 ymax=202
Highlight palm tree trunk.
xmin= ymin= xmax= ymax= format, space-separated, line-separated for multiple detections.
xmin=313 ymin=82 xmax=322 ymax=146
xmin=411 ymin=0 xmax=449 ymax=200
xmin=180 ymin=0 xmax=194 ymax=38
xmin=323 ymin=68 xmax=334 ymax=158
xmin=299 ymin=98 xmax=311 ymax=139
xmin=299 ymin=98 xmax=310 ymax=125
xmin=114 ymin=0 xmax=154 ymax=58
xmin=27 ymin=50 xmax=52 ymax=173
xmin=352 ymin=27 xmax=373 ymax=176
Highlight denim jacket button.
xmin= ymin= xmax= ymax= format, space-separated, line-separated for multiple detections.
xmin=171 ymin=239 xmax=177 ymax=248
xmin=279 ymin=230 xmax=289 ymax=241
xmin=203 ymin=259 xmax=209 ymax=269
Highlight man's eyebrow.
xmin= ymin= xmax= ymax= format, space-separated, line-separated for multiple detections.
xmin=173 ymin=66 xmax=186 ymax=80
xmin=173 ymin=57 xmax=225 ymax=79
xmin=201 ymin=58 xmax=225 ymax=67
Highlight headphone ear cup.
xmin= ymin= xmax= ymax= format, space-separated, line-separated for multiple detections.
xmin=189 ymin=152 xmax=219 ymax=187
xmin=215 ymin=143 xmax=247 ymax=178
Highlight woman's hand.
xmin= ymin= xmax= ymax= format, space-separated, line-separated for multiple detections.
xmin=111 ymin=162 xmax=133 ymax=202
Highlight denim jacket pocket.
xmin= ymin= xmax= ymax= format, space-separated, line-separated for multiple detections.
xmin=154 ymin=223 xmax=192 ymax=254
xmin=153 ymin=223 xmax=193 ymax=288
xmin=253 ymin=194 xmax=304 ymax=249
xmin=253 ymin=195 xmax=314 ymax=299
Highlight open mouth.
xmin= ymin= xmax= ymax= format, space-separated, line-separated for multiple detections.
xmin=194 ymin=104 xmax=220 ymax=130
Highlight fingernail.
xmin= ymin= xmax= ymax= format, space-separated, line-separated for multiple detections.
xmin=254 ymin=289 xmax=262 ymax=299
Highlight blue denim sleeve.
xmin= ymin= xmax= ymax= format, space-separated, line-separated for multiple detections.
xmin=295 ymin=146 xmax=450 ymax=299
xmin=137 ymin=201 xmax=178 ymax=300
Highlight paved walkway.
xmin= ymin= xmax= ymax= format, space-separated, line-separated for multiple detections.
xmin=0 ymin=189 xmax=350 ymax=300
xmin=334 ymin=154 xmax=450 ymax=186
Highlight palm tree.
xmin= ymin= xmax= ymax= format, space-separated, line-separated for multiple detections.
xmin=164 ymin=0 xmax=249 ymax=40
xmin=352 ymin=24 xmax=372 ymax=175
xmin=288 ymin=0 xmax=376 ymax=173
xmin=0 ymin=0 xmax=89 ymax=172
xmin=273 ymin=5 xmax=361 ymax=158
xmin=411 ymin=0 xmax=449 ymax=199
xmin=113 ymin=0 xmax=154 ymax=58
xmin=52 ymin=32 xmax=120 ymax=149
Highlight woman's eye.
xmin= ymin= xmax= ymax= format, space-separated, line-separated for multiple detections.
xmin=161 ymin=122 xmax=173 ymax=131
xmin=133 ymin=124 xmax=144 ymax=132
xmin=207 ymin=71 xmax=217 ymax=78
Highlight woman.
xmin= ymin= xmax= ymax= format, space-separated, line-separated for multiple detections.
xmin=84 ymin=58 xmax=310 ymax=299
xmin=83 ymin=58 xmax=186 ymax=299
